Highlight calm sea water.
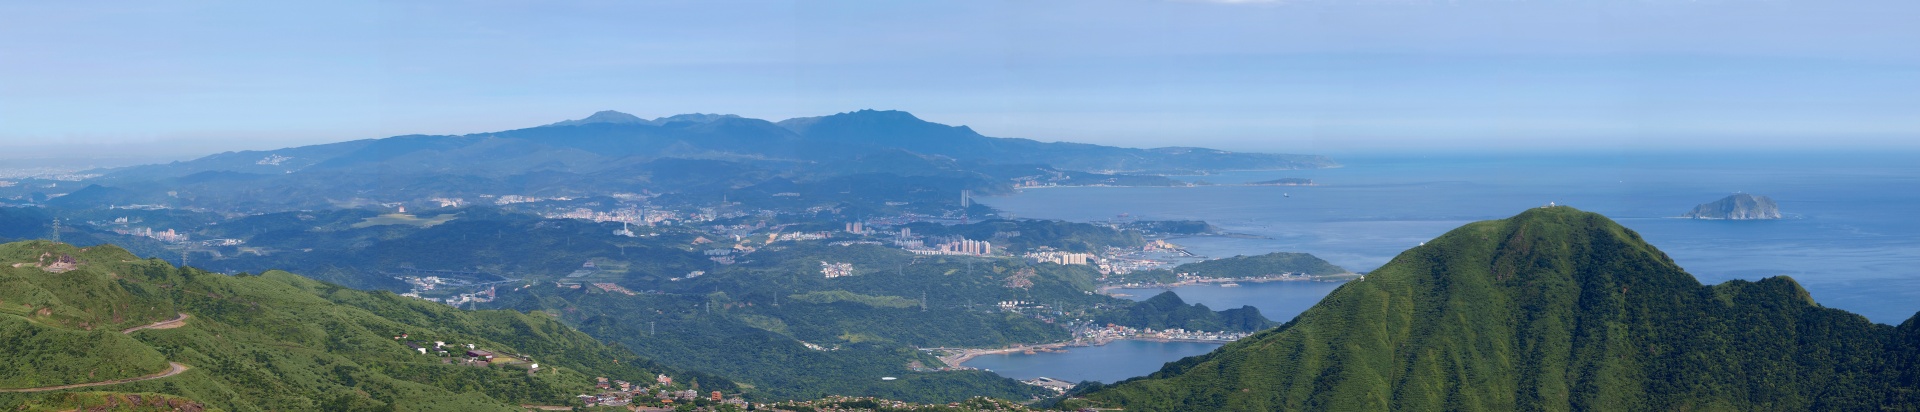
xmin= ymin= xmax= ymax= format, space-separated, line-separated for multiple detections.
xmin=985 ymin=152 xmax=1920 ymax=325
xmin=967 ymin=152 xmax=1920 ymax=384
xmin=960 ymin=340 xmax=1223 ymax=383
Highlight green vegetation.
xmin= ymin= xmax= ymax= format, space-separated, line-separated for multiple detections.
xmin=496 ymin=283 xmax=1055 ymax=403
xmin=1170 ymin=251 xmax=1347 ymax=278
xmin=1078 ymin=207 xmax=1920 ymax=411
xmin=789 ymin=290 xmax=921 ymax=309
xmin=5 ymin=392 xmax=212 ymax=412
xmin=200 ymin=208 xmax=710 ymax=290
xmin=1093 ymin=292 xmax=1274 ymax=333
xmin=0 ymin=240 xmax=695 ymax=411
xmin=349 ymin=212 xmax=459 ymax=228
xmin=1125 ymin=220 xmax=1218 ymax=235
xmin=0 ymin=317 xmax=172 ymax=389
xmin=1102 ymin=268 xmax=1177 ymax=285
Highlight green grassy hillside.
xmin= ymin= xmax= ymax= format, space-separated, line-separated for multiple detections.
xmin=1077 ymin=207 xmax=1920 ymax=411
xmin=0 ymin=240 xmax=695 ymax=411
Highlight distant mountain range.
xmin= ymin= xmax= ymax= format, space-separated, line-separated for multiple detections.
xmin=100 ymin=109 xmax=1332 ymax=180
xmin=1072 ymin=207 xmax=1920 ymax=411
xmin=50 ymin=109 xmax=1331 ymax=212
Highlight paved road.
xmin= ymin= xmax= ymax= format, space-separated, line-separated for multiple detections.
xmin=0 ymin=362 xmax=190 ymax=393
xmin=121 ymin=313 xmax=189 ymax=334
xmin=0 ymin=313 xmax=195 ymax=393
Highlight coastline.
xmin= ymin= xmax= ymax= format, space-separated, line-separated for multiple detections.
xmin=932 ymin=337 xmax=1228 ymax=368
xmin=1096 ymin=273 xmax=1359 ymax=295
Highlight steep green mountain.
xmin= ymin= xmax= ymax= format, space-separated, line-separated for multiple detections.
xmin=1077 ymin=207 xmax=1920 ymax=411
xmin=1171 ymin=251 xmax=1348 ymax=278
xmin=0 ymin=240 xmax=705 ymax=411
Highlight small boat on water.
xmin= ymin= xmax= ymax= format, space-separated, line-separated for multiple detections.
xmin=1220 ymin=282 xmax=1241 ymax=287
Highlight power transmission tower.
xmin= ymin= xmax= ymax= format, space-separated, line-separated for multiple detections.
xmin=49 ymin=218 xmax=60 ymax=243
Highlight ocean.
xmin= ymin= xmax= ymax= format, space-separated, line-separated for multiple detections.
xmin=983 ymin=152 xmax=1920 ymax=325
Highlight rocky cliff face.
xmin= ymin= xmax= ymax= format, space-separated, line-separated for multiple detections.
xmin=1684 ymin=193 xmax=1781 ymax=220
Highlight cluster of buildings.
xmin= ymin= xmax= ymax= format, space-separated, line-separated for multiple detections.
xmin=409 ymin=285 xmax=496 ymax=307
xmin=578 ymin=375 xmax=745 ymax=409
xmin=392 ymin=336 xmax=530 ymax=370
xmin=774 ymin=231 xmax=833 ymax=242
xmin=996 ymin=300 xmax=1038 ymax=309
xmin=1021 ymin=377 xmax=1076 ymax=394
xmin=910 ymin=237 xmax=993 ymax=256
xmin=113 ymin=227 xmax=190 ymax=243
xmin=401 ymin=276 xmax=450 ymax=292
xmin=1076 ymin=323 xmax=1251 ymax=344
xmin=1026 ymin=251 xmax=1095 ymax=266
xmin=490 ymin=194 xmax=574 ymax=205
xmin=820 ymin=261 xmax=854 ymax=279
xmin=254 ymin=154 xmax=294 ymax=165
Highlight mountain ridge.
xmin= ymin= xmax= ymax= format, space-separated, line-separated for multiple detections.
xmin=1075 ymin=206 xmax=1920 ymax=411
xmin=51 ymin=109 xmax=1332 ymax=213
xmin=0 ymin=240 xmax=715 ymax=411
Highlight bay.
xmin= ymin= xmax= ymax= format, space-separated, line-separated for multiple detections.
xmin=959 ymin=340 xmax=1223 ymax=384
xmin=965 ymin=152 xmax=1920 ymax=386
xmin=982 ymin=152 xmax=1920 ymax=324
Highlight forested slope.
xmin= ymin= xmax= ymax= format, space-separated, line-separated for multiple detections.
xmin=1079 ymin=207 xmax=1920 ymax=411
xmin=0 ymin=241 xmax=697 ymax=411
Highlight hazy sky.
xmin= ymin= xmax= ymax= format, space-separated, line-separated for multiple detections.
xmin=2 ymin=0 xmax=1916 ymax=162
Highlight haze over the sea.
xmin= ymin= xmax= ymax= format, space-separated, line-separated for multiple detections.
xmin=4 ymin=0 xmax=1917 ymax=161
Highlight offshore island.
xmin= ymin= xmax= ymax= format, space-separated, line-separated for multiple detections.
xmin=1683 ymin=193 xmax=1782 ymax=220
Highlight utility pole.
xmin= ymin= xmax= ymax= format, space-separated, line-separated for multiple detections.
xmin=650 ymin=321 xmax=655 ymax=336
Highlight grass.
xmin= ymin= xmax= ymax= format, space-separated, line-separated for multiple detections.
xmin=787 ymin=290 xmax=920 ymax=309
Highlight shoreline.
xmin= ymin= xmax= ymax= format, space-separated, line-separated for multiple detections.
xmin=1097 ymin=273 xmax=1359 ymax=294
xmin=933 ymin=337 xmax=1230 ymax=368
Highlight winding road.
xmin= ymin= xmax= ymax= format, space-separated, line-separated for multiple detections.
xmin=0 ymin=362 xmax=190 ymax=393
xmin=0 ymin=313 xmax=195 ymax=393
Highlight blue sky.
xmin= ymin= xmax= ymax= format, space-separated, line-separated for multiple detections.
xmin=2 ymin=0 xmax=1916 ymax=161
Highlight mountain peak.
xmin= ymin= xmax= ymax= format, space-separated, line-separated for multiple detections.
xmin=544 ymin=111 xmax=746 ymax=128
xmin=775 ymin=109 xmax=981 ymax=143
xmin=546 ymin=110 xmax=648 ymax=127
xmin=1083 ymin=206 xmax=1918 ymax=411
xmin=652 ymin=113 xmax=741 ymax=125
